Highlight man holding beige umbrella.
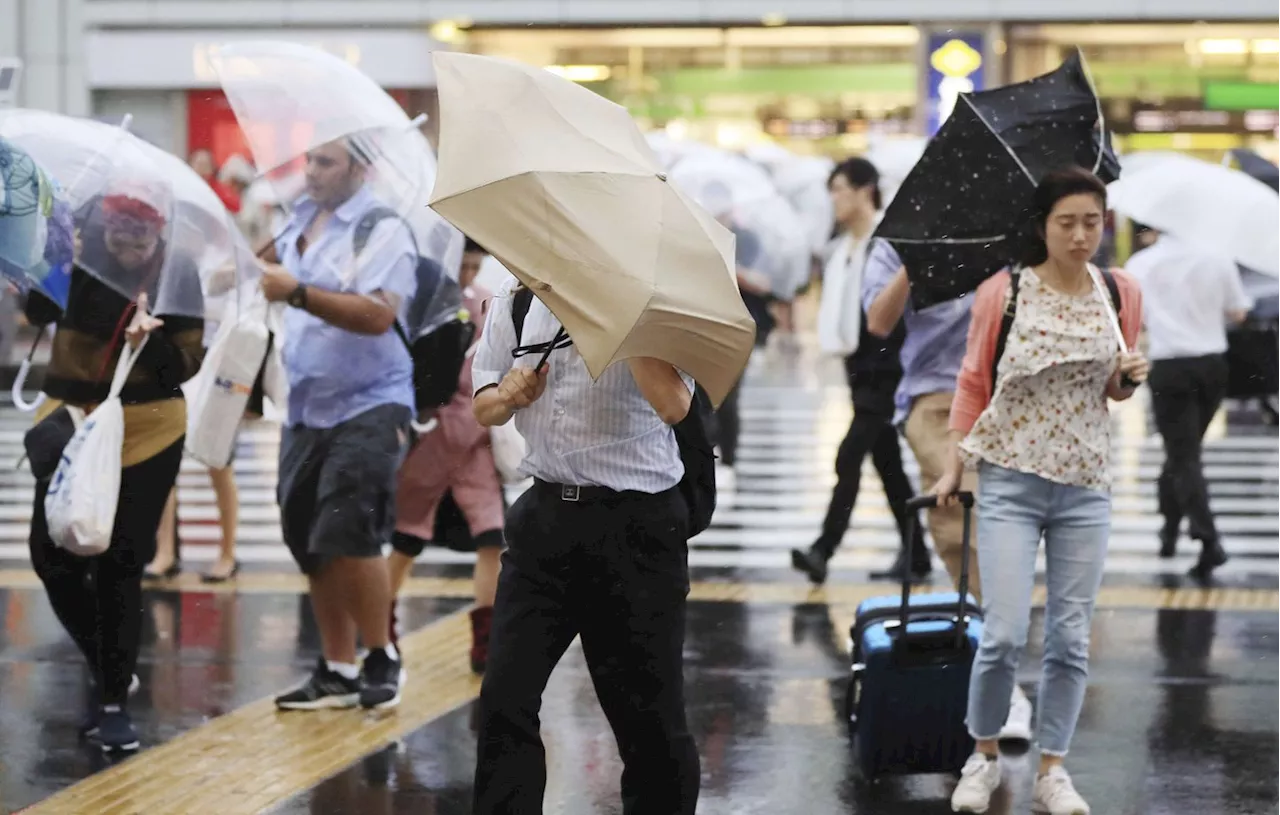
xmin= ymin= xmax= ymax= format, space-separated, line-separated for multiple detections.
xmin=429 ymin=51 xmax=756 ymax=814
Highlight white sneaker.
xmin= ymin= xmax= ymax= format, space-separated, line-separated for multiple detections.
xmin=1032 ymin=766 xmax=1090 ymax=815
xmin=951 ymin=753 xmax=1002 ymax=813
xmin=999 ymin=684 xmax=1033 ymax=742
xmin=715 ymin=463 xmax=737 ymax=493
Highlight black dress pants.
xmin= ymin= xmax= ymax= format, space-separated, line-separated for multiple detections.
xmin=815 ymin=375 xmax=922 ymax=558
xmin=29 ymin=438 xmax=184 ymax=704
xmin=716 ymin=380 xmax=742 ymax=467
xmin=474 ymin=481 xmax=699 ymax=815
xmin=1149 ymin=354 xmax=1228 ymax=544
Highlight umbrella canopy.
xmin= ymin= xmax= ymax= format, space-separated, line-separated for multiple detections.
xmin=865 ymin=135 xmax=928 ymax=208
xmin=0 ymin=109 xmax=205 ymax=318
xmin=876 ymin=49 xmax=1119 ymax=309
xmin=126 ymin=132 xmax=261 ymax=321
xmin=752 ymin=151 xmax=835 ymax=258
xmin=429 ymin=51 xmax=755 ymax=406
xmin=1108 ymin=153 xmax=1279 ymax=277
xmin=211 ymin=40 xmax=464 ymax=335
xmin=1227 ymin=148 xmax=1279 ymax=192
xmin=668 ymin=150 xmax=811 ymax=298
xmin=0 ymin=137 xmax=75 ymax=306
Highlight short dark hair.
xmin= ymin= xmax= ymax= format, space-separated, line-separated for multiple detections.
xmin=1021 ymin=166 xmax=1108 ymax=267
xmin=463 ymin=236 xmax=488 ymax=255
xmin=828 ymin=157 xmax=883 ymax=211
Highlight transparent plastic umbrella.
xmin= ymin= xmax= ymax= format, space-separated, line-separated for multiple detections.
xmin=0 ymin=109 xmax=204 ymax=320
xmin=210 ymin=39 xmax=464 ymax=337
xmin=668 ymin=150 xmax=811 ymax=298
xmin=132 ymin=137 xmax=260 ymax=321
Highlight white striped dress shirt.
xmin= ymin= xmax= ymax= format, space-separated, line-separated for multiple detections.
xmin=472 ymin=279 xmax=690 ymax=494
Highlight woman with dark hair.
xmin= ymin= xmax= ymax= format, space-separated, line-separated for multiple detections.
xmin=935 ymin=167 xmax=1147 ymax=814
xmin=792 ymin=157 xmax=929 ymax=584
xmin=24 ymin=189 xmax=204 ymax=754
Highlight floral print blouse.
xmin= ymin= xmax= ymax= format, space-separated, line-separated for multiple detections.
xmin=961 ymin=270 xmax=1119 ymax=491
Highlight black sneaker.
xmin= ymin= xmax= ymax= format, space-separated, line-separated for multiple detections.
xmin=95 ymin=705 xmax=140 ymax=753
xmin=82 ymin=674 xmax=141 ymax=738
xmin=275 ymin=657 xmax=361 ymax=710
xmin=359 ymin=648 xmax=404 ymax=710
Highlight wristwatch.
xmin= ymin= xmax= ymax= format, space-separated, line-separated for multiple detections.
xmin=286 ymin=283 xmax=308 ymax=310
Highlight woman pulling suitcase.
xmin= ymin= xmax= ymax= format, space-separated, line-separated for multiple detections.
xmin=934 ymin=168 xmax=1148 ymax=815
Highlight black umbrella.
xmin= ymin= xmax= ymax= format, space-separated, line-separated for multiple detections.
xmin=876 ymin=48 xmax=1119 ymax=309
xmin=1228 ymin=149 xmax=1279 ymax=192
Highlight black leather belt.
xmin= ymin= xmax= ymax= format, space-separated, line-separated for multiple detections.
xmin=533 ymin=479 xmax=618 ymax=503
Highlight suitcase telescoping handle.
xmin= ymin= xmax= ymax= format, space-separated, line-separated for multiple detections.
xmin=900 ymin=492 xmax=975 ymax=649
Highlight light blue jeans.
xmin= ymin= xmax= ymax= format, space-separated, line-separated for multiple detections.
xmin=967 ymin=462 xmax=1110 ymax=756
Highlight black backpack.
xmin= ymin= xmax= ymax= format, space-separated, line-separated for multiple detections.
xmin=510 ymin=286 xmax=717 ymax=537
xmin=991 ymin=267 xmax=1123 ymax=396
xmin=353 ymin=208 xmax=475 ymax=412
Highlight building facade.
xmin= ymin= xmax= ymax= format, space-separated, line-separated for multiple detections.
xmin=2 ymin=0 xmax=1275 ymax=160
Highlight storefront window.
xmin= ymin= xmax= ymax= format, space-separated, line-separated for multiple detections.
xmin=463 ymin=26 xmax=919 ymax=156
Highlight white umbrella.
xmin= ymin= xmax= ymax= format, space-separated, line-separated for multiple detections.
xmin=865 ymin=136 xmax=927 ymax=208
xmin=1108 ymin=153 xmax=1279 ymax=277
xmin=668 ymin=150 xmax=810 ymax=298
xmin=210 ymin=40 xmax=463 ymax=285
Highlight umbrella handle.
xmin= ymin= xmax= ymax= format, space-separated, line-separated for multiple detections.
xmin=1088 ymin=265 xmax=1140 ymax=389
xmin=11 ymin=359 xmax=45 ymax=412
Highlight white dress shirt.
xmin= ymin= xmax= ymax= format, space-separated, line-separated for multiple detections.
xmin=471 ymin=279 xmax=691 ymax=493
xmin=1127 ymin=236 xmax=1253 ymax=361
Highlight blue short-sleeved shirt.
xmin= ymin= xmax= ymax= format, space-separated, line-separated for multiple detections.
xmin=276 ymin=187 xmax=418 ymax=429
xmin=861 ymin=239 xmax=972 ymax=425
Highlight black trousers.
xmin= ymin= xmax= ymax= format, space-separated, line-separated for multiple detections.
xmin=29 ymin=438 xmax=184 ymax=704
xmin=1149 ymin=354 xmax=1228 ymax=544
xmin=474 ymin=482 xmax=699 ymax=815
xmin=815 ymin=373 xmax=922 ymax=558
xmin=716 ymin=380 xmax=742 ymax=467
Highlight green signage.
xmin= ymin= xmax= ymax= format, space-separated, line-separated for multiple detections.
xmin=1204 ymin=82 xmax=1280 ymax=111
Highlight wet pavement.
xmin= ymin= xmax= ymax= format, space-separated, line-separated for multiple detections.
xmin=0 ymin=338 xmax=1276 ymax=813
xmin=269 ymin=601 xmax=1278 ymax=815
xmin=0 ymin=587 xmax=468 ymax=814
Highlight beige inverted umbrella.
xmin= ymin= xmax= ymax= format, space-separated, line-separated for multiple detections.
xmin=428 ymin=51 xmax=756 ymax=406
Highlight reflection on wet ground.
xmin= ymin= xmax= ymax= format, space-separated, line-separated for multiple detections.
xmin=276 ymin=602 xmax=1279 ymax=815
xmin=0 ymin=579 xmax=1274 ymax=814
xmin=0 ymin=340 xmax=1276 ymax=813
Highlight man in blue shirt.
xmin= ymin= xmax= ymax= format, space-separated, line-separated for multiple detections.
xmin=257 ymin=139 xmax=418 ymax=712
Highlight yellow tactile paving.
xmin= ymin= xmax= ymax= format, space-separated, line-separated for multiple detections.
xmin=8 ymin=567 xmax=1276 ymax=813
xmin=0 ymin=568 xmax=1273 ymax=611
xmin=24 ymin=610 xmax=482 ymax=815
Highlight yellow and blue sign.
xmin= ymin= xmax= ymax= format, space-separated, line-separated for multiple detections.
xmin=925 ymin=33 xmax=985 ymax=135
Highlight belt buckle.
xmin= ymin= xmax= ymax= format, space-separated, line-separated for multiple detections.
xmin=560 ymin=484 xmax=580 ymax=502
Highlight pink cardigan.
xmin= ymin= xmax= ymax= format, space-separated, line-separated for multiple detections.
xmin=950 ymin=268 xmax=1144 ymax=435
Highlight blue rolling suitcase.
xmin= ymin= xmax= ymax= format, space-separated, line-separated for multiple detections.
xmin=845 ymin=493 xmax=983 ymax=782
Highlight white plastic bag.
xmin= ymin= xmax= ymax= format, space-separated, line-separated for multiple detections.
xmin=184 ymin=309 xmax=270 ymax=468
xmin=44 ymin=339 xmax=147 ymax=556
xmin=261 ymin=302 xmax=289 ymax=414
xmin=490 ymin=421 xmax=528 ymax=484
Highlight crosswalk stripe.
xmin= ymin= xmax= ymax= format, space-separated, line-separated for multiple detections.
xmin=0 ymin=369 xmax=1274 ymax=581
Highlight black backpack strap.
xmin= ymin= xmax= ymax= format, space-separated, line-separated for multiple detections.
xmin=352 ymin=206 xmax=415 ymax=353
xmin=991 ymin=270 xmax=1021 ymax=398
xmin=352 ymin=206 xmax=399 ymax=257
xmin=1099 ymin=267 xmax=1123 ymax=328
xmin=511 ymin=285 xmax=534 ymax=344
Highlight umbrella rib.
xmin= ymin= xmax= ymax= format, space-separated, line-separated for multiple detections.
xmin=959 ymin=94 xmax=1035 ymax=186
xmin=1075 ymin=48 xmax=1109 ymax=175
